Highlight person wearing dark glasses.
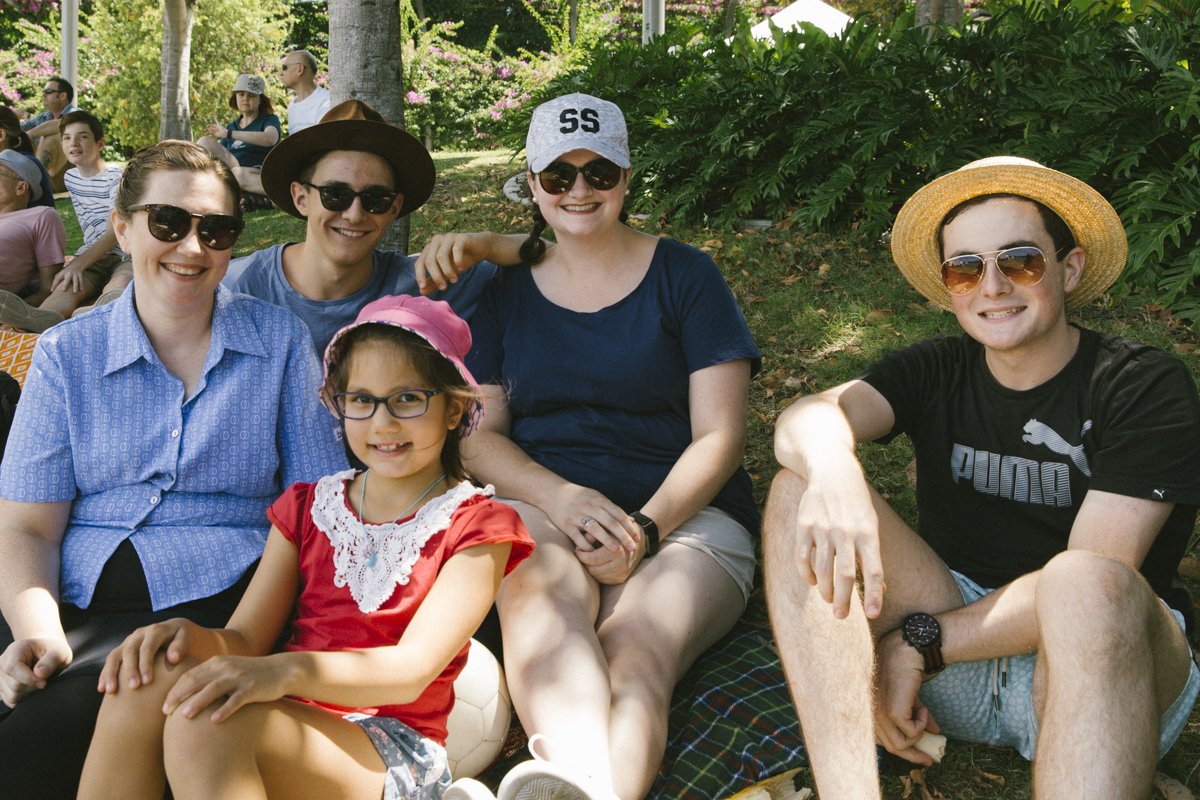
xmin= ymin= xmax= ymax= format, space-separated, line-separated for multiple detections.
xmin=764 ymin=157 xmax=1200 ymax=800
xmin=19 ymin=76 xmax=76 ymax=194
xmin=224 ymin=99 xmax=524 ymax=356
xmin=0 ymin=140 xmax=346 ymax=800
xmin=441 ymin=94 xmax=760 ymax=800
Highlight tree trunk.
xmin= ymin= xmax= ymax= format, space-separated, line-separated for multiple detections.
xmin=915 ymin=0 xmax=963 ymax=28
xmin=723 ymin=0 xmax=740 ymax=37
xmin=328 ymin=0 xmax=409 ymax=253
xmin=160 ymin=0 xmax=196 ymax=141
xmin=568 ymin=0 xmax=579 ymax=44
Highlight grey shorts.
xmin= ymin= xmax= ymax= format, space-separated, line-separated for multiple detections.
xmin=917 ymin=570 xmax=1200 ymax=761
xmin=344 ymin=713 xmax=452 ymax=799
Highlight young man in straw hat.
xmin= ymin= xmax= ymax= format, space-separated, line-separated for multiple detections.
xmin=224 ymin=99 xmax=521 ymax=355
xmin=763 ymin=156 xmax=1200 ymax=798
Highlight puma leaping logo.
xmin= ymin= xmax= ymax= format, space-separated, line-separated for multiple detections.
xmin=1022 ymin=419 xmax=1093 ymax=477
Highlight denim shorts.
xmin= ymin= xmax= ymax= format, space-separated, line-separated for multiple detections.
xmin=917 ymin=570 xmax=1200 ymax=761
xmin=344 ymin=713 xmax=452 ymax=799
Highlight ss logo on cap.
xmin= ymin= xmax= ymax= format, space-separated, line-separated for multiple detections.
xmin=559 ymin=108 xmax=600 ymax=133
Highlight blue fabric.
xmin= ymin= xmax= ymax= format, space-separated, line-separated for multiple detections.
xmin=0 ymin=285 xmax=348 ymax=611
xmin=20 ymin=103 xmax=77 ymax=132
xmin=220 ymin=113 xmax=281 ymax=168
xmin=467 ymin=237 xmax=762 ymax=533
xmin=224 ymin=243 xmax=498 ymax=356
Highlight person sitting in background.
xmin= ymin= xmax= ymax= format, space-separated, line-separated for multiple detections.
xmin=224 ymin=99 xmax=521 ymax=356
xmin=280 ymin=50 xmax=330 ymax=135
xmin=198 ymin=73 xmax=280 ymax=207
xmin=0 ymin=111 xmax=132 ymax=332
xmin=1 ymin=106 xmax=56 ymax=210
xmin=19 ymin=76 xmax=77 ymax=194
xmin=0 ymin=150 xmax=66 ymax=307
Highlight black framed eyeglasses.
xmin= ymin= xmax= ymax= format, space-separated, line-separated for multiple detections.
xmin=125 ymin=204 xmax=244 ymax=251
xmin=332 ymin=389 xmax=442 ymax=420
xmin=301 ymin=182 xmax=400 ymax=214
xmin=536 ymin=158 xmax=624 ymax=195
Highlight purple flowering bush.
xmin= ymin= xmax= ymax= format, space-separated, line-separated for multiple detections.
xmin=402 ymin=18 xmax=558 ymax=150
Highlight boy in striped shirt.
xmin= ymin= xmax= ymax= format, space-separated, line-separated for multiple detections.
xmin=0 ymin=111 xmax=132 ymax=332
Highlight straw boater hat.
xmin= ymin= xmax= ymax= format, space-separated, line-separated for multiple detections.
xmin=260 ymin=99 xmax=435 ymax=220
xmin=890 ymin=156 xmax=1128 ymax=311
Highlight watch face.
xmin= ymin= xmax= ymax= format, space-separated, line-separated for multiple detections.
xmin=904 ymin=613 xmax=939 ymax=648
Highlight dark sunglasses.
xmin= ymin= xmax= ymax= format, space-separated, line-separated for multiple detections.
xmin=125 ymin=204 xmax=244 ymax=251
xmin=940 ymin=246 xmax=1067 ymax=296
xmin=536 ymin=158 xmax=624 ymax=195
xmin=301 ymin=182 xmax=400 ymax=214
xmin=332 ymin=389 xmax=441 ymax=420
xmin=42 ymin=86 xmax=63 ymax=95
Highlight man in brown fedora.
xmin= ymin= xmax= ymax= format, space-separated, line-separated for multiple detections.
xmin=225 ymin=100 xmax=522 ymax=354
xmin=763 ymin=157 xmax=1200 ymax=798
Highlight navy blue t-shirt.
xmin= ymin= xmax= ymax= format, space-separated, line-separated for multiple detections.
xmin=468 ymin=237 xmax=762 ymax=533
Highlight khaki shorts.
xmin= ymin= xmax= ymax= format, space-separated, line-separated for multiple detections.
xmin=500 ymin=499 xmax=757 ymax=602
xmin=78 ymin=253 xmax=132 ymax=297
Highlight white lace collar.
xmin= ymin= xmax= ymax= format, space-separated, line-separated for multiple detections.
xmin=309 ymin=470 xmax=493 ymax=613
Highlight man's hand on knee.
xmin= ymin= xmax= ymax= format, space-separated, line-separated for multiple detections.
xmin=792 ymin=474 xmax=885 ymax=619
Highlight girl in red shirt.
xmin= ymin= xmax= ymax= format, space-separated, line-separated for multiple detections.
xmin=79 ymin=295 xmax=533 ymax=800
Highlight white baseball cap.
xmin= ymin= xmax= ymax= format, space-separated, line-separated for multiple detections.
xmin=525 ymin=93 xmax=631 ymax=173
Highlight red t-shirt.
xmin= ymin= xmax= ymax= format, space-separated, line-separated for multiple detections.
xmin=268 ymin=475 xmax=533 ymax=743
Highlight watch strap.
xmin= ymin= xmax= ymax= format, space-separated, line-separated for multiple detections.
xmin=631 ymin=511 xmax=659 ymax=557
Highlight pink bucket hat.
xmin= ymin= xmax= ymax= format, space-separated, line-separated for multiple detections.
xmin=322 ymin=294 xmax=482 ymax=434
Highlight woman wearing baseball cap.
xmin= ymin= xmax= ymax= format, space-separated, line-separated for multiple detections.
xmin=444 ymin=94 xmax=761 ymax=800
xmin=197 ymin=73 xmax=280 ymax=204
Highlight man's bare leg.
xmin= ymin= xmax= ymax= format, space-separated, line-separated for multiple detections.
xmin=764 ymin=470 xmax=881 ymax=800
xmin=1033 ymin=550 xmax=1193 ymax=799
xmin=764 ymin=470 xmax=964 ymax=799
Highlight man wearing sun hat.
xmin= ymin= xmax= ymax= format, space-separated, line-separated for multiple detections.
xmin=763 ymin=156 xmax=1200 ymax=798
xmin=223 ymin=99 xmax=524 ymax=355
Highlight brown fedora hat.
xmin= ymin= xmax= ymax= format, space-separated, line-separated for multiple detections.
xmin=261 ymin=99 xmax=436 ymax=219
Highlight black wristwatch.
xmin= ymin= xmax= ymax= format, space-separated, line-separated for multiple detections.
xmin=900 ymin=612 xmax=945 ymax=675
xmin=630 ymin=511 xmax=659 ymax=558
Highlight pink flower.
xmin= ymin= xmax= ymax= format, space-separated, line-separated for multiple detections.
xmin=405 ymin=91 xmax=429 ymax=105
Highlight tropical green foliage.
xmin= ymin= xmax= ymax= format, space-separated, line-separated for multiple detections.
xmin=512 ymin=2 xmax=1200 ymax=319
xmin=80 ymin=0 xmax=289 ymax=151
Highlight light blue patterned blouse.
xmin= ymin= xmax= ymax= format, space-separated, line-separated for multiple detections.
xmin=0 ymin=285 xmax=348 ymax=611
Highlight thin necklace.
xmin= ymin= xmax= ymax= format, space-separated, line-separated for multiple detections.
xmin=358 ymin=468 xmax=446 ymax=526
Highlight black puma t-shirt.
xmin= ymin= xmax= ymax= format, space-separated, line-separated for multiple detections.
xmin=862 ymin=326 xmax=1200 ymax=598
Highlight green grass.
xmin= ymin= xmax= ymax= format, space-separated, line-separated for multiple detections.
xmin=80 ymin=151 xmax=1200 ymax=798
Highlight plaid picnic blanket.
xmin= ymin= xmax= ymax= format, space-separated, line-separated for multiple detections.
xmin=647 ymin=624 xmax=806 ymax=799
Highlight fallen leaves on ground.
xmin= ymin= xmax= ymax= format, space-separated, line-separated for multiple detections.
xmin=899 ymin=768 xmax=950 ymax=799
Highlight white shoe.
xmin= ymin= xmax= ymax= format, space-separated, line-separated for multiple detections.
xmin=497 ymin=735 xmax=616 ymax=800
xmin=445 ymin=777 xmax=498 ymax=800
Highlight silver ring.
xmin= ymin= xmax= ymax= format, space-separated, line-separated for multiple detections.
xmin=580 ymin=516 xmax=595 ymax=528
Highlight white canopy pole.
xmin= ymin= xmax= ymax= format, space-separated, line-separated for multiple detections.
xmin=642 ymin=0 xmax=664 ymax=43
xmin=60 ymin=0 xmax=79 ymax=88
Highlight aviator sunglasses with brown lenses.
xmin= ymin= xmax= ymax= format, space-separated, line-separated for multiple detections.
xmin=536 ymin=157 xmax=624 ymax=195
xmin=126 ymin=204 xmax=244 ymax=250
xmin=940 ymin=245 xmax=1070 ymax=296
